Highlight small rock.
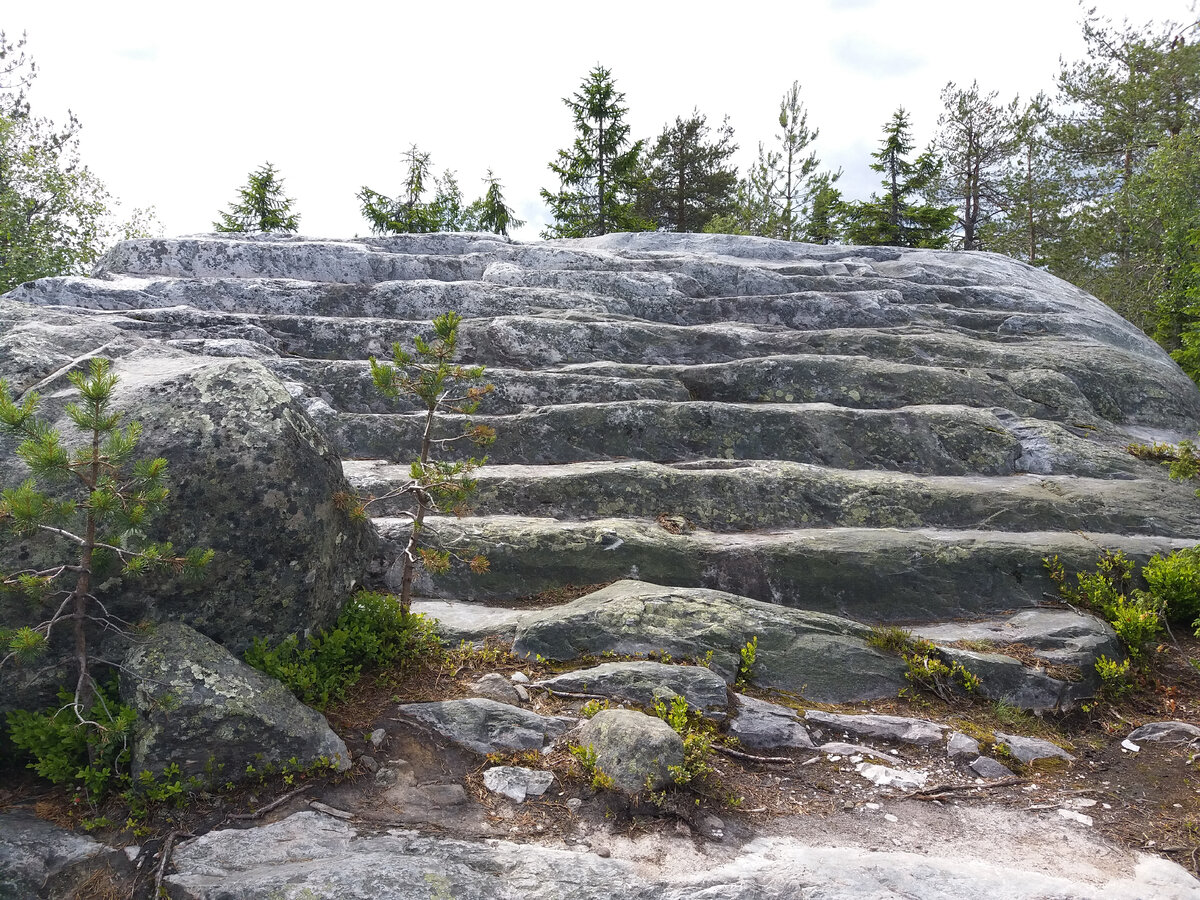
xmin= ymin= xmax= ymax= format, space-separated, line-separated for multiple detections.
xmin=576 ymin=709 xmax=684 ymax=794
xmin=1057 ymin=808 xmax=1094 ymax=827
xmin=727 ymin=694 xmax=814 ymax=750
xmin=514 ymin=684 xmax=531 ymax=703
xmin=595 ymin=847 xmax=611 ymax=858
xmin=806 ymin=710 xmax=945 ymax=747
xmin=855 ymin=763 xmax=927 ymax=790
xmin=969 ymin=756 xmax=1015 ymax=779
xmin=1121 ymin=739 xmax=1140 ymax=753
xmin=472 ymin=673 xmax=523 ymax=705
xmin=1126 ymin=721 xmax=1200 ymax=744
xmin=482 ymin=766 xmax=556 ymax=803
xmin=995 ymin=732 xmax=1074 ymax=764
xmin=946 ymin=731 xmax=981 ymax=761
xmin=566 ymin=798 xmax=582 ymax=811
xmin=358 ymin=755 xmax=379 ymax=775
xmin=396 ymin=699 xmax=573 ymax=755
xmin=883 ymin=813 xmax=899 ymax=823
xmin=511 ymin=672 xmax=530 ymax=684
xmin=369 ymin=728 xmax=386 ymax=749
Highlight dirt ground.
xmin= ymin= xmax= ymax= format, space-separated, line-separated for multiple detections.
xmin=3 ymin=632 xmax=1199 ymax=899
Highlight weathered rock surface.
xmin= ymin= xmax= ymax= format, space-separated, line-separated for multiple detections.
xmin=395 ymin=699 xmax=573 ymax=755
xmin=576 ymin=709 xmax=684 ymax=794
xmin=471 ymin=672 xmax=524 ymax=705
xmin=0 ymin=811 xmax=130 ymax=899
xmin=970 ymin=756 xmax=1016 ymax=779
xmin=726 ymin=694 xmax=814 ymax=750
xmin=120 ymin=623 xmax=349 ymax=780
xmin=535 ymin=661 xmax=729 ymax=720
xmin=163 ymin=809 xmax=1200 ymax=900
xmin=512 ymin=580 xmax=908 ymax=703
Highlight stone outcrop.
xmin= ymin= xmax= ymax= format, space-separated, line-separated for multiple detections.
xmin=395 ymin=699 xmax=574 ymax=755
xmin=535 ymin=660 xmax=730 ymax=720
xmin=120 ymin=623 xmax=349 ymax=780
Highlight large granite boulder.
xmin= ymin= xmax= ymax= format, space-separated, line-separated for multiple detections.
xmin=0 ymin=342 xmax=375 ymax=716
xmin=120 ymin=622 xmax=349 ymax=781
xmin=576 ymin=708 xmax=684 ymax=794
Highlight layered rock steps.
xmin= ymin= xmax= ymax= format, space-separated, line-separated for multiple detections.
xmin=7 ymin=231 xmax=1200 ymax=644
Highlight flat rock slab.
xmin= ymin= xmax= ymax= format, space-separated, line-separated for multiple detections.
xmin=535 ymin=661 xmax=729 ymax=720
xmin=512 ymin=580 xmax=907 ymax=704
xmin=164 ymin=808 xmax=1200 ymax=899
xmin=971 ymin=756 xmax=1016 ymax=779
xmin=726 ymin=694 xmax=814 ymax=750
xmin=395 ymin=698 xmax=573 ymax=755
xmin=0 ymin=811 xmax=130 ymax=899
xmin=1127 ymin=721 xmax=1200 ymax=743
xmin=804 ymin=710 xmax=947 ymax=747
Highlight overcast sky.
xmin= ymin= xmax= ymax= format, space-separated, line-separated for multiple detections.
xmin=5 ymin=0 xmax=1197 ymax=241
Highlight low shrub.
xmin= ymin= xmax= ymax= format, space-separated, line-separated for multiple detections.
xmin=245 ymin=590 xmax=441 ymax=709
xmin=1142 ymin=546 xmax=1200 ymax=629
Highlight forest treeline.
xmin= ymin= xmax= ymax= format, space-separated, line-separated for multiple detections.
xmin=3 ymin=11 xmax=1200 ymax=378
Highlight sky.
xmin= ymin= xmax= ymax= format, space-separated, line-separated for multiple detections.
xmin=5 ymin=0 xmax=1198 ymax=242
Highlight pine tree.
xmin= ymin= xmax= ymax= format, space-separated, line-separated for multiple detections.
xmin=541 ymin=65 xmax=647 ymax=237
xmin=844 ymin=108 xmax=955 ymax=248
xmin=0 ymin=358 xmax=211 ymax=723
xmin=802 ymin=170 xmax=844 ymax=244
xmin=769 ymin=81 xmax=821 ymax=241
xmin=933 ymin=81 xmax=1020 ymax=250
xmin=213 ymin=162 xmax=299 ymax=233
xmin=359 ymin=314 xmax=495 ymax=616
xmin=638 ymin=110 xmax=738 ymax=233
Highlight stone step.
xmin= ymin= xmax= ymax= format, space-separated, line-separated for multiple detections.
xmin=374 ymin=515 xmax=1191 ymax=620
xmin=265 ymin=359 xmax=689 ymax=415
xmin=323 ymin=401 xmax=1142 ymax=477
xmin=39 ymin=304 xmax=1191 ymax=431
xmin=343 ymin=458 xmax=1200 ymax=537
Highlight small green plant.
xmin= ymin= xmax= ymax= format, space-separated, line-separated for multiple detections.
xmin=867 ymin=625 xmax=917 ymax=654
xmin=868 ymin=627 xmax=981 ymax=701
xmin=580 ymin=699 xmax=611 ymax=718
xmin=737 ymin=636 xmax=758 ymax=686
xmin=1094 ymin=654 xmax=1133 ymax=700
xmin=7 ymin=681 xmax=134 ymax=805
xmin=568 ymin=743 xmax=614 ymax=791
xmin=348 ymin=312 xmax=495 ymax=617
xmin=1142 ymin=546 xmax=1200 ymax=630
xmin=1045 ymin=551 xmax=1163 ymax=659
xmin=245 ymin=590 xmax=441 ymax=709
xmin=653 ymin=694 xmax=716 ymax=787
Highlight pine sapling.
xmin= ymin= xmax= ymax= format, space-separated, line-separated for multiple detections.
xmin=351 ymin=312 xmax=494 ymax=616
xmin=0 ymin=357 xmax=212 ymax=729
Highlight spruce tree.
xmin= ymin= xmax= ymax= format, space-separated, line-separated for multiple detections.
xmin=213 ymin=162 xmax=299 ymax=233
xmin=476 ymin=170 xmax=525 ymax=237
xmin=541 ymin=65 xmax=646 ymax=237
xmin=638 ymin=111 xmax=738 ymax=232
xmin=844 ymin=108 xmax=955 ymax=248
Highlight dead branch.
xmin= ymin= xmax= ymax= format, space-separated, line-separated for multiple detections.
xmin=714 ymin=744 xmax=793 ymax=764
xmin=228 ymin=784 xmax=311 ymax=821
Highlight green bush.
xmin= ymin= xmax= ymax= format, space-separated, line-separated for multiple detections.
xmin=245 ymin=590 xmax=441 ymax=709
xmin=1142 ymin=547 xmax=1200 ymax=628
xmin=1094 ymin=655 xmax=1133 ymax=700
xmin=7 ymin=682 xmax=135 ymax=803
xmin=1046 ymin=551 xmax=1163 ymax=659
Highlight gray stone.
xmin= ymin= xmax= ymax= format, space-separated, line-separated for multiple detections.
xmin=536 ymin=661 xmax=729 ymax=720
xmin=817 ymin=742 xmax=904 ymax=766
xmin=0 ymin=811 xmax=130 ymax=899
xmin=995 ymin=732 xmax=1075 ymax=764
xmin=165 ymin=808 xmax=1200 ymax=899
xmin=120 ymin=622 xmax=350 ymax=781
xmin=947 ymin=732 xmax=982 ymax=760
xmin=726 ymin=694 xmax=814 ymax=750
xmin=512 ymin=581 xmax=908 ymax=703
xmin=970 ymin=756 xmax=1016 ymax=779
xmin=1127 ymin=721 xmax=1200 ymax=743
xmin=576 ymin=708 xmax=684 ymax=794
xmin=368 ymin=728 xmax=385 ymax=749
xmin=511 ymin=671 xmax=530 ymax=684
xmin=395 ymin=698 xmax=573 ymax=755
xmin=804 ymin=710 xmax=946 ymax=747
xmin=482 ymin=766 xmax=556 ymax=802
xmin=471 ymin=672 xmax=523 ymax=705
